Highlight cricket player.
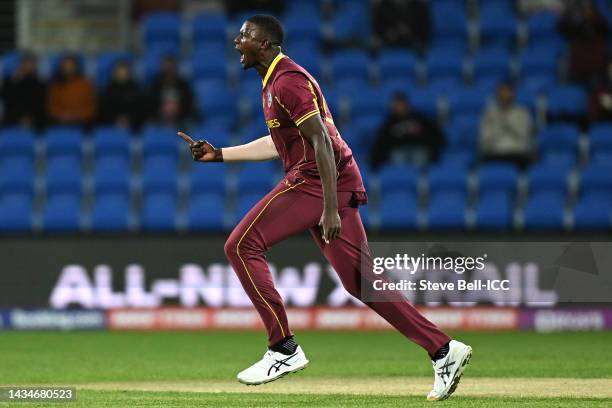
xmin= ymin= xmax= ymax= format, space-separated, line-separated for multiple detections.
xmin=178 ymin=15 xmax=472 ymax=401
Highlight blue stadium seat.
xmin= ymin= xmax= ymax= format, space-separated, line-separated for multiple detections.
xmin=43 ymin=193 xmax=81 ymax=232
xmin=142 ymin=12 xmax=180 ymax=48
xmin=336 ymin=77 xmax=370 ymax=100
xmin=189 ymin=162 xmax=226 ymax=195
xmin=478 ymin=4 xmax=517 ymax=49
xmin=235 ymin=191 xmax=266 ymax=221
xmin=93 ymin=156 xmax=131 ymax=196
xmin=194 ymin=80 xmax=238 ymax=126
xmin=446 ymin=114 xmax=480 ymax=150
xmin=96 ymin=51 xmax=133 ymax=88
xmin=428 ymin=76 xmax=463 ymax=95
xmin=431 ymin=1 xmax=468 ymax=42
xmin=0 ymin=127 xmax=35 ymax=161
xmin=1 ymin=50 xmax=21 ymax=78
xmin=447 ymin=87 xmax=488 ymax=121
xmin=331 ymin=50 xmax=370 ymax=83
xmin=0 ymin=193 xmax=32 ymax=231
xmin=190 ymin=124 xmax=231 ymax=148
xmin=523 ymin=191 xmax=565 ymax=230
xmin=472 ymin=48 xmax=511 ymax=82
xmin=45 ymin=128 xmax=83 ymax=160
xmin=427 ymin=191 xmax=467 ymax=230
xmin=236 ymin=162 xmax=278 ymax=194
xmin=0 ymin=156 xmax=34 ymax=198
xmin=331 ymin=1 xmax=370 ymax=43
xmin=538 ymin=124 xmax=579 ymax=161
xmin=237 ymin=124 xmax=270 ymax=144
xmin=579 ymin=164 xmax=612 ymax=201
xmin=476 ymin=191 xmax=513 ymax=230
xmin=527 ymin=164 xmax=569 ymax=196
xmin=527 ymin=12 xmax=559 ymax=45
xmin=407 ymin=87 xmax=439 ymax=119
xmin=142 ymin=126 xmax=179 ymax=161
xmin=546 ymin=85 xmax=588 ymax=119
xmin=141 ymin=156 xmax=178 ymax=196
xmin=514 ymin=86 xmax=538 ymax=118
xmin=378 ymin=49 xmax=417 ymax=83
xmin=187 ymin=192 xmax=225 ymax=231
xmin=438 ymin=146 xmax=475 ymax=169
xmin=192 ymin=45 xmax=228 ymax=82
xmin=45 ymin=157 xmax=82 ymax=198
xmin=519 ymin=45 xmax=559 ymax=78
xmin=91 ymin=193 xmax=130 ymax=231
xmin=378 ymin=164 xmax=419 ymax=195
xmin=93 ymin=126 xmax=131 ymax=161
xmin=348 ymin=116 xmax=385 ymax=155
xmin=192 ymin=12 xmax=228 ymax=47
xmin=517 ymin=74 xmax=555 ymax=95
xmin=477 ymin=163 xmax=518 ymax=196
xmin=287 ymin=47 xmax=322 ymax=80
xmin=379 ymin=191 xmax=418 ymax=229
xmin=426 ymin=47 xmax=464 ymax=82
xmin=589 ymin=123 xmax=612 ymax=163
xmin=428 ymin=165 xmax=468 ymax=196
xmin=381 ymin=78 xmax=414 ymax=99
xmin=348 ymin=87 xmax=389 ymax=123
xmin=141 ymin=192 xmax=177 ymax=231
xmin=284 ymin=6 xmax=321 ymax=43
xmin=573 ymin=194 xmax=612 ymax=230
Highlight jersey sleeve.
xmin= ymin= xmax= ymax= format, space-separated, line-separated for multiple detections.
xmin=274 ymin=72 xmax=320 ymax=126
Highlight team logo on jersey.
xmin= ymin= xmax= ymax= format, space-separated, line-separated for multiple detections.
xmin=267 ymin=91 xmax=272 ymax=108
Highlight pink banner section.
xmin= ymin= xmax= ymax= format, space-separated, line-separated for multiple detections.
xmin=106 ymin=307 xmax=521 ymax=331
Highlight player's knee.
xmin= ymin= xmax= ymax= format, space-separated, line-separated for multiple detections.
xmin=223 ymin=235 xmax=239 ymax=260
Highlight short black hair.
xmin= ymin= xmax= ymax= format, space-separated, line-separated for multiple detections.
xmin=246 ymin=14 xmax=284 ymax=46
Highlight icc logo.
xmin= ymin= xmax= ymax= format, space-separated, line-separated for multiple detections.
xmin=267 ymin=91 xmax=272 ymax=108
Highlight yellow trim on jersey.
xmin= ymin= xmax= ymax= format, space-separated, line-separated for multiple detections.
xmin=274 ymin=95 xmax=291 ymax=115
xmin=236 ymin=180 xmax=305 ymax=339
xmin=295 ymin=109 xmax=320 ymax=126
xmin=262 ymin=52 xmax=286 ymax=88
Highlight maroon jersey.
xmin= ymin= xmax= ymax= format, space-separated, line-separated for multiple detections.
xmin=261 ymin=52 xmax=367 ymax=202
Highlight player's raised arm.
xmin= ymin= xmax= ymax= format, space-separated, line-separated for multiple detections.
xmin=177 ymin=131 xmax=278 ymax=162
xmin=297 ymin=115 xmax=341 ymax=243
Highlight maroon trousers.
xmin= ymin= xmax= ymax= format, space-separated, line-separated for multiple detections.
xmin=224 ymin=178 xmax=450 ymax=355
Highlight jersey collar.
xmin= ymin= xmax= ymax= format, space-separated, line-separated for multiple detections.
xmin=262 ymin=52 xmax=285 ymax=88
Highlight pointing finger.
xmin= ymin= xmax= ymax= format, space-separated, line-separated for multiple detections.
xmin=177 ymin=131 xmax=195 ymax=145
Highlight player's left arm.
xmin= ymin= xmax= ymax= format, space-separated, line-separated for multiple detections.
xmin=276 ymin=72 xmax=341 ymax=242
xmin=298 ymin=115 xmax=341 ymax=243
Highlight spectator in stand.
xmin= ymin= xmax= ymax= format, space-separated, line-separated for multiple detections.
xmin=479 ymin=81 xmax=533 ymax=169
xmin=371 ymin=92 xmax=443 ymax=169
xmin=46 ymin=54 xmax=96 ymax=127
xmin=558 ymin=0 xmax=609 ymax=86
xmin=373 ymin=0 xmax=431 ymax=51
xmin=98 ymin=61 xmax=146 ymax=131
xmin=590 ymin=59 xmax=612 ymax=122
xmin=1 ymin=52 xmax=46 ymax=129
xmin=149 ymin=55 xmax=193 ymax=127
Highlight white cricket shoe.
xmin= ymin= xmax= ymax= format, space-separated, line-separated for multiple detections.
xmin=237 ymin=346 xmax=309 ymax=385
xmin=427 ymin=340 xmax=472 ymax=401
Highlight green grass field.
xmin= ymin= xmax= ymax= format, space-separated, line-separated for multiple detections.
xmin=0 ymin=330 xmax=611 ymax=407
